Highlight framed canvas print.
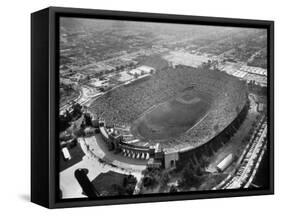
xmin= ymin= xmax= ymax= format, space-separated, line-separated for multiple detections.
xmin=31 ymin=7 xmax=274 ymax=208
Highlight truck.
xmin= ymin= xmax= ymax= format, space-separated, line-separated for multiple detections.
xmin=216 ymin=153 xmax=234 ymax=172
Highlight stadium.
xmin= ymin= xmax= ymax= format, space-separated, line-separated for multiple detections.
xmin=89 ymin=63 xmax=249 ymax=169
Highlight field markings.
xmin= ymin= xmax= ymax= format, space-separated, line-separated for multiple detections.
xmin=185 ymin=111 xmax=210 ymax=133
xmin=175 ymin=96 xmax=201 ymax=105
xmin=176 ymin=111 xmax=211 ymax=153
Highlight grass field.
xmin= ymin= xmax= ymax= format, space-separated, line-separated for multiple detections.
xmin=131 ymin=91 xmax=211 ymax=141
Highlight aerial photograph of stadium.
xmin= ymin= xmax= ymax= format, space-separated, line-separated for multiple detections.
xmin=59 ymin=17 xmax=268 ymax=199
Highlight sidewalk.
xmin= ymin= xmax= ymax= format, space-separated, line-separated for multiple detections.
xmin=82 ymin=135 xmax=147 ymax=172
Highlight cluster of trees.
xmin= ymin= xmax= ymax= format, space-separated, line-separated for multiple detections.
xmin=60 ymin=102 xmax=82 ymax=132
xmin=60 ymin=110 xmax=72 ymax=132
xmin=110 ymin=174 xmax=137 ymax=196
xmin=248 ymin=80 xmax=267 ymax=96
xmin=200 ymin=60 xmax=213 ymax=70
xmin=243 ymin=115 xmax=264 ymax=145
xmin=60 ymin=83 xmax=78 ymax=105
xmin=82 ymin=112 xmax=93 ymax=128
xmin=178 ymin=159 xmax=208 ymax=190
xmin=141 ymin=168 xmax=171 ymax=191
xmin=93 ymin=62 xmax=138 ymax=79
xmin=139 ymin=155 xmax=211 ymax=192
xmin=122 ymin=174 xmax=137 ymax=195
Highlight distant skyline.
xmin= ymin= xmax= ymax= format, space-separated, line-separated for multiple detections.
xmin=60 ymin=17 xmax=266 ymax=36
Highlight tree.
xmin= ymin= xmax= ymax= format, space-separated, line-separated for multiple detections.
xmin=213 ymin=124 xmax=219 ymax=132
xmin=72 ymin=102 xmax=82 ymax=119
xmin=74 ymin=127 xmax=85 ymax=137
xmin=123 ymin=175 xmax=137 ymax=195
xmin=119 ymin=65 xmax=125 ymax=71
xmin=169 ymin=185 xmax=178 ymax=193
xmin=143 ymin=176 xmax=156 ymax=188
xmin=180 ymin=166 xmax=201 ymax=188
xmin=59 ymin=110 xmax=72 ymax=131
xmin=84 ymin=113 xmax=93 ymax=127
xmin=160 ymin=172 xmax=170 ymax=186
xmin=200 ymin=155 xmax=209 ymax=169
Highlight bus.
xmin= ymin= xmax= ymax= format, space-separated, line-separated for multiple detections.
xmin=62 ymin=147 xmax=71 ymax=161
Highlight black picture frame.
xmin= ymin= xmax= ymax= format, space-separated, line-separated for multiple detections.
xmin=31 ymin=6 xmax=274 ymax=208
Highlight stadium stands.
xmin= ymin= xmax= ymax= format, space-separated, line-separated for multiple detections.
xmin=90 ymin=64 xmax=247 ymax=153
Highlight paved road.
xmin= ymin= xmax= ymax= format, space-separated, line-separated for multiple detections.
xmin=60 ymin=85 xmax=103 ymax=113
xmin=223 ymin=123 xmax=267 ymax=189
xmin=82 ymin=135 xmax=147 ymax=172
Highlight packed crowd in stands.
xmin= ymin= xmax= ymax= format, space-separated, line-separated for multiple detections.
xmin=90 ymin=63 xmax=247 ymax=151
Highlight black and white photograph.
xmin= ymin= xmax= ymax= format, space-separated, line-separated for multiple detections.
xmin=1 ymin=0 xmax=280 ymax=214
xmin=58 ymin=17 xmax=270 ymax=199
